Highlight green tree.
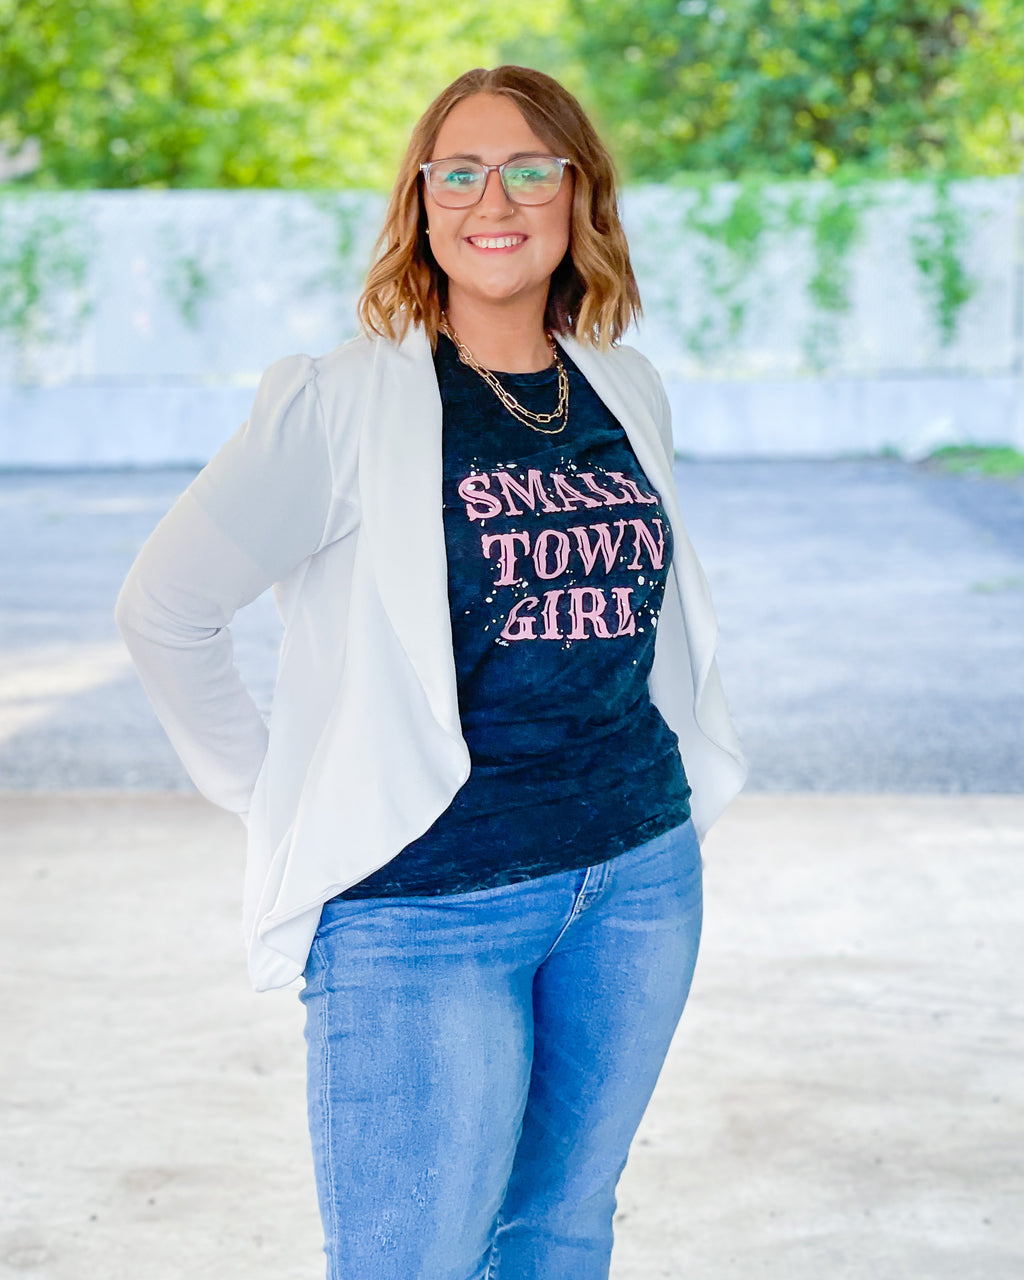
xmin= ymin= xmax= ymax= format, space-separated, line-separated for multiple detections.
xmin=566 ymin=0 xmax=1024 ymax=179
xmin=0 ymin=0 xmax=560 ymax=189
xmin=954 ymin=0 xmax=1024 ymax=173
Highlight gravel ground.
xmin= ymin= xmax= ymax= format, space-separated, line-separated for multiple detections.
xmin=0 ymin=458 xmax=1021 ymax=792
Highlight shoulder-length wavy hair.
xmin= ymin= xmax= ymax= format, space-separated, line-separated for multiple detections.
xmin=357 ymin=66 xmax=641 ymax=350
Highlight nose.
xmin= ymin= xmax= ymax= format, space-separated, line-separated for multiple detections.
xmin=477 ymin=167 xmax=514 ymax=216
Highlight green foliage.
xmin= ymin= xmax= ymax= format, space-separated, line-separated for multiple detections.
xmin=927 ymin=445 xmax=1024 ymax=476
xmin=800 ymin=182 xmax=871 ymax=367
xmin=4 ymin=0 xmax=1019 ymax=190
xmin=0 ymin=194 xmax=90 ymax=366
xmin=162 ymin=249 xmax=216 ymax=331
xmin=309 ymin=193 xmax=364 ymax=287
xmin=624 ymin=177 xmax=772 ymax=364
xmin=566 ymin=0 xmax=1024 ymax=181
xmin=953 ymin=0 xmax=1024 ymax=173
xmin=805 ymin=189 xmax=864 ymax=313
xmin=909 ymin=180 xmax=977 ymax=344
xmin=0 ymin=0 xmax=1000 ymax=371
xmin=630 ymin=176 xmax=876 ymax=369
xmin=681 ymin=179 xmax=771 ymax=357
xmin=626 ymin=172 xmax=979 ymax=371
xmin=0 ymin=0 xmax=560 ymax=190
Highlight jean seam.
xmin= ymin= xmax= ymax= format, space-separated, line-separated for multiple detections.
xmin=313 ymin=938 xmax=340 ymax=1277
xmin=535 ymin=864 xmax=593 ymax=966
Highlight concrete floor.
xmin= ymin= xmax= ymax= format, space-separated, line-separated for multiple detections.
xmin=2 ymin=792 xmax=1021 ymax=1279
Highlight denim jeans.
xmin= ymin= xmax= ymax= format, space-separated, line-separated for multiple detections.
xmin=299 ymin=818 xmax=703 ymax=1280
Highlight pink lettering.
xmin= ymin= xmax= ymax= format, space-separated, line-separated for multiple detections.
xmin=500 ymin=596 xmax=539 ymax=641
xmin=540 ymin=590 xmax=563 ymax=639
xmin=567 ymin=587 xmax=612 ymax=640
xmin=605 ymin=471 xmax=659 ymax=504
xmin=611 ymin=587 xmax=637 ymax=636
xmin=481 ymin=531 xmax=530 ymax=586
xmin=626 ymin=518 xmax=666 ymax=570
xmin=568 ymin=520 xmax=628 ymax=575
xmin=532 ymin=529 xmax=571 ymax=580
xmin=493 ymin=470 xmax=561 ymax=517
xmin=577 ymin=472 xmax=630 ymax=505
xmin=458 ymin=473 xmax=504 ymax=521
xmin=551 ymin=473 xmax=602 ymax=511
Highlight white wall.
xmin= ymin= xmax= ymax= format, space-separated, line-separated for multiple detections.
xmin=0 ymin=179 xmax=1021 ymax=466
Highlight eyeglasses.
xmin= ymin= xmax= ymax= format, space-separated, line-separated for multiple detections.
xmin=419 ymin=155 xmax=572 ymax=208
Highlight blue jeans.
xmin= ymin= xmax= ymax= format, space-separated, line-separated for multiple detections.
xmin=299 ymin=819 xmax=703 ymax=1280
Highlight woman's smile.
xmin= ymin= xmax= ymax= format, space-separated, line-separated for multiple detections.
xmin=464 ymin=233 xmax=528 ymax=251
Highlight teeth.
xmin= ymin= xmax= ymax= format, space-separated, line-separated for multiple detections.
xmin=470 ymin=235 xmax=522 ymax=249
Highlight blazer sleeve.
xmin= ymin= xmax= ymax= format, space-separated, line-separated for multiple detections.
xmin=115 ymin=355 xmax=335 ymax=818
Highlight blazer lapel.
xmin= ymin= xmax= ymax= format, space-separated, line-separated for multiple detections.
xmin=557 ymin=335 xmax=679 ymax=520
xmin=559 ymin=334 xmax=719 ymax=644
xmin=358 ymin=329 xmax=463 ymax=740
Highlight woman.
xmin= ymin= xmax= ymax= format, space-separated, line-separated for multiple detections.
xmin=117 ymin=65 xmax=746 ymax=1280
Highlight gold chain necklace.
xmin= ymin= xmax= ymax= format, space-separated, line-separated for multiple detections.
xmin=439 ymin=316 xmax=569 ymax=435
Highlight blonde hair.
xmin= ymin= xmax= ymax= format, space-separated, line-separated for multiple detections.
xmin=357 ymin=66 xmax=641 ymax=350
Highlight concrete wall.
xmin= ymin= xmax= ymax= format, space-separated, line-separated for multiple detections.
xmin=1 ymin=178 xmax=1021 ymax=465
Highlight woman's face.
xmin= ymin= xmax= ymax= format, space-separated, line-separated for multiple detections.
xmin=423 ymin=93 xmax=574 ymax=319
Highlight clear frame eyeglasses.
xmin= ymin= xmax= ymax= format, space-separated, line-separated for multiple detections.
xmin=419 ymin=154 xmax=572 ymax=208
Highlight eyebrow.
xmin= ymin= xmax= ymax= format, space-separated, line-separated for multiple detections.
xmin=431 ymin=150 xmax=546 ymax=163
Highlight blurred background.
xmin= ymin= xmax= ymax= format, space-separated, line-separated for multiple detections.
xmin=0 ymin=3 xmax=1022 ymax=788
xmin=2 ymin=0 xmax=1023 ymax=462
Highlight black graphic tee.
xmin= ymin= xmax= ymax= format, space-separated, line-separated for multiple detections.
xmin=337 ymin=333 xmax=691 ymax=898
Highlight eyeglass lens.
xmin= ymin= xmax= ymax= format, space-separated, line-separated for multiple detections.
xmin=426 ymin=156 xmax=565 ymax=207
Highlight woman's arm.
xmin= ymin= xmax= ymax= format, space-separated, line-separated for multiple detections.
xmin=115 ymin=355 xmax=335 ymax=818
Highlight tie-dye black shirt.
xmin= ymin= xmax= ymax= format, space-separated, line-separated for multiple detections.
xmin=337 ymin=334 xmax=691 ymax=897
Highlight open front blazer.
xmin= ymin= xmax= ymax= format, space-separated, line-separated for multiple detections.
xmin=116 ymin=326 xmax=747 ymax=991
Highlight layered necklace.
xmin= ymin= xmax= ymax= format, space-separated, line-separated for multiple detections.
xmin=439 ymin=315 xmax=569 ymax=435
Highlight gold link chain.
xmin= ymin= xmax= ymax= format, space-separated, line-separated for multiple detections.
xmin=439 ymin=316 xmax=569 ymax=435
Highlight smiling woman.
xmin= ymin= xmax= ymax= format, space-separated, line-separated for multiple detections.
xmin=359 ymin=65 xmax=640 ymax=367
xmin=115 ymin=63 xmax=747 ymax=1280
xmin=420 ymin=94 xmax=574 ymax=370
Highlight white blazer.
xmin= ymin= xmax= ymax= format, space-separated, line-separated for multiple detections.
xmin=116 ymin=327 xmax=747 ymax=991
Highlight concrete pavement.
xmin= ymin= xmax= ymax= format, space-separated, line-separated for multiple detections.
xmin=2 ymin=792 xmax=1021 ymax=1279
xmin=1 ymin=459 xmax=1023 ymax=793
